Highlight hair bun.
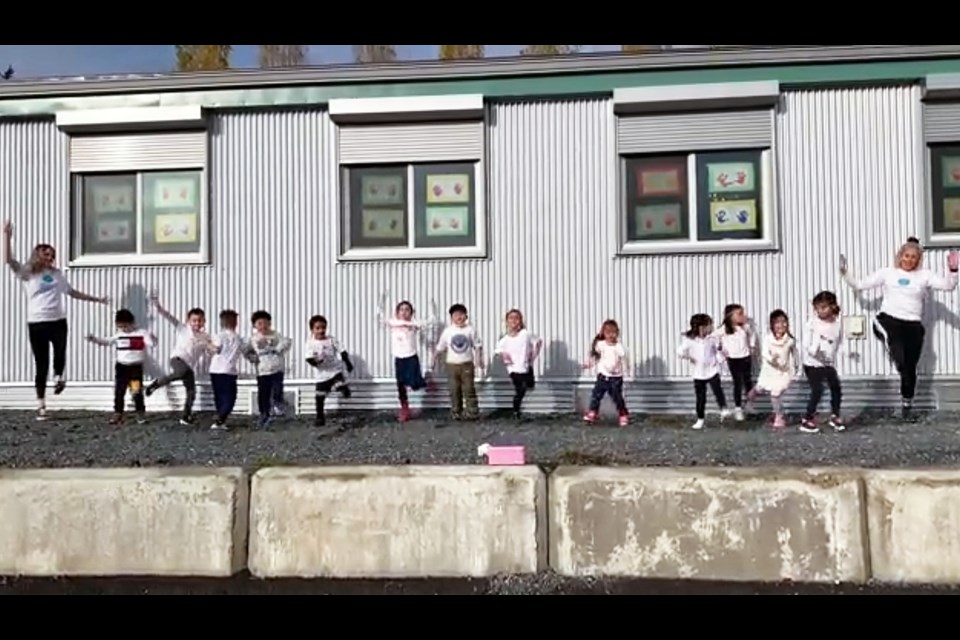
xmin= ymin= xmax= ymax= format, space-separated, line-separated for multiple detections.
xmin=907 ymin=236 xmax=921 ymax=244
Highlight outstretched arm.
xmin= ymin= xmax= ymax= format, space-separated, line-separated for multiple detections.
xmin=85 ymin=334 xmax=112 ymax=347
xmin=927 ymin=251 xmax=960 ymax=291
xmin=839 ymin=254 xmax=885 ymax=292
xmin=149 ymin=291 xmax=181 ymax=326
xmin=67 ymin=285 xmax=108 ymax=304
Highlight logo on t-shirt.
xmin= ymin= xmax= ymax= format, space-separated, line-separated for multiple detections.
xmin=897 ymin=277 xmax=911 ymax=287
xmin=117 ymin=336 xmax=146 ymax=351
xmin=37 ymin=273 xmax=58 ymax=292
xmin=450 ymin=333 xmax=473 ymax=354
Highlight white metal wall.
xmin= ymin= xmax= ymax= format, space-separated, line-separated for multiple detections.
xmin=1 ymin=85 xmax=957 ymax=392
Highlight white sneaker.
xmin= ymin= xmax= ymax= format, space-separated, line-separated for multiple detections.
xmin=720 ymin=409 xmax=731 ymax=422
xmin=691 ymin=419 xmax=705 ymax=430
xmin=35 ymin=408 xmax=48 ymax=421
xmin=734 ymin=407 xmax=745 ymax=422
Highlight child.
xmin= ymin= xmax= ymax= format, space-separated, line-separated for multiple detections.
xmin=747 ymin=309 xmax=799 ymax=430
xmin=145 ymin=292 xmax=212 ymax=426
xmin=718 ymin=303 xmax=757 ymax=422
xmin=86 ymin=308 xmax=156 ymax=426
xmin=376 ymin=295 xmax=433 ymax=422
xmin=678 ymin=313 xmax=729 ymax=430
xmin=495 ymin=308 xmax=543 ymax=420
xmin=208 ymin=309 xmax=255 ymax=431
xmin=249 ymin=310 xmax=292 ymax=428
xmin=434 ymin=303 xmax=484 ymax=420
xmin=582 ymin=319 xmax=630 ymax=427
xmin=801 ymin=291 xmax=845 ymax=433
xmin=304 ymin=314 xmax=354 ymax=426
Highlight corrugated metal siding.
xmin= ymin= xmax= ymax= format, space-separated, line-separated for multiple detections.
xmin=0 ymin=85 xmax=956 ymax=414
xmin=338 ymin=121 xmax=483 ymax=164
xmin=69 ymin=132 xmax=207 ymax=172
xmin=617 ymin=109 xmax=773 ymax=153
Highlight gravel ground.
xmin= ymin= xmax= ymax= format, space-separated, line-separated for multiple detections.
xmin=1 ymin=572 xmax=958 ymax=595
xmin=1 ymin=408 xmax=960 ymax=469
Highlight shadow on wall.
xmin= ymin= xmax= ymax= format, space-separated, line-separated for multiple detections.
xmin=543 ymin=341 xmax=579 ymax=413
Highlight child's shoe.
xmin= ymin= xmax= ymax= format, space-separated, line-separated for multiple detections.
xmin=108 ymin=413 xmax=123 ymax=425
xmin=582 ymin=410 xmax=598 ymax=424
xmin=136 ymin=413 xmax=147 ymax=425
xmin=398 ymin=407 xmax=411 ymax=423
xmin=829 ymin=414 xmax=846 ymax=432
xmin=772 ymin=413 xmax=788 ymax=430
xmin=734 ymin=407 xmax=745 ymax=422
xmin=691 ymin=418 xmax=705 ymax=430
xmin=720 ymin=408 xmax=731 ymax=422
xmin=799 ymin=417 xmax=819 ymax=433
xmin=618 ymin=414 xmax=629 ymax=428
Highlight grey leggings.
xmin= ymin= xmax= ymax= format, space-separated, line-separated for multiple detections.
xmin=152 ymin=357 xmax=196 ymax=417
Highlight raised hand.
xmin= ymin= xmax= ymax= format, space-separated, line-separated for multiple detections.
xmin=2 ymin=220 xmax=11 ymax=237
xmin=149 ymin=289 xmax=160 ymax=304
xmin=948 ymin=250 xmax=959 ymax=272
xmin=839 ymin=254 xmax=848 ymax=275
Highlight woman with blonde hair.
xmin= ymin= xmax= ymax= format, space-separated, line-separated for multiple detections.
xmin=3 ymin=221 xmax=109 ymax=420
xmin=840 ymin=236 xmax=959 ymax=417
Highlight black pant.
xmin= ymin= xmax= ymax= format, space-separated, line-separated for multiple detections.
xmin=874 ymin=313 xmax=925 ymax=400
xmin=726 ymin=357 xmax=753 ymax=407
xmin=210 ymin=373 xmax=238 ymax=421
xmin=315 ymin=372 xmax=351 ymax=417
xmin=152 ymin=357 xmax=196 ymax=418
xmin=257 ymin=371 xmax=284 ymax=417
xmin=804 ymin=365 xmax=841 ymax=417
xmin=114 ymin=363 xmax=145 ymax=414
xmin=588 ymin=374 xmax=627 ymax=415
xmin=28 ymin=319 xmax=68 ymax=399
xmin=694 ymin=374 xmax=727 ymax=419
xmin=509 ymin=368 xmax=535 ymax=413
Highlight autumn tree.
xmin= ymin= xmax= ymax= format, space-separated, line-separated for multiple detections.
xmin=1 ymin=65 xmax=13 ymax=80
xmin=438 ymin=45 xmax=485 ymax=61
xmin=258 ymin=45 xmax=308 ymax=68
xmin=519 ymin=45 xmax=582 ymax=56
xmin=621 ymin=45 xmax=658 ymax=53
xmin=353 ymin=45 xmax=397 ymax=63
xmin=175 ymin=45 xmax=232 ymax=72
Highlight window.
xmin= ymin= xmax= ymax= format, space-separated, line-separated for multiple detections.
xmin=331 ymin=94 xmax=486 ymax=260
xmin=922 ymin=78 xmax=960 ymax=246
xmin=58 ymin=107 xmax=208 ymax=266
xmin=614 ymin=81 xmax=780 ymax=255
xmin=929 ymin=145 xmax=960 ymax=236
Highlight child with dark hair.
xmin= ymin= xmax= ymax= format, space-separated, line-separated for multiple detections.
xmin=145 ymin=291 xmax=212 ymax=426
xmin=304 ymin=314 xmax=354 ymax=426
xmin=434 ymin=303 xmax=484 ymax=420
xmin=250 ymin=309 xmax=292 ymax=428
xmin=800 ymin=291 xmax=845 ymax=433
xmin=376 ymin=294 xmax=434 ymax=423
xmin=718 ymin=303 xmax=757 ymax=422
xmin=209 ymin=309 xmax=255 ymax=431
xmin=582 ymin=319 xmax=630 ymax=427
xmin=678 ymin=313 xmax=729 ymax=430
xmin=86 ymin=308 xmax=156 ymax=425
xmin=747 ymin=309 xmax=799 ymax=430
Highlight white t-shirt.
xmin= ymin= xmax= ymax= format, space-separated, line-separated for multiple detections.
xmin=109 ymin=329 xmax=154 ymax=365
xmin=250 ymin=330 xmax=291 ymax=376
xmin=18 ymin=267 xmax=69 ymax=323
xmin=383 ymin=318 xmax=420 ymax=359
xmin=170 ymin=325 xmax=209 ymax=369
xmin=436 ymin=324 xmax=482 ymax=365
xmin=304 ymin=336 xmax=346 ymax=382
xmin=846 ymin=267 xmax=958 ymax=322
xmin=209 ymin=331 xmax=248 ymax=376
xmin=677 ymin=335 xmax=723 ymax=380
xmin=717 ymin=325 xmax=756 ymax=359
xmin=803 ymin=316 xmax=843 ymax=368
xmin=495 ymin=329 xmax=541 ymax=375
xmin=594 ymin=341 xmax=628 ymax=378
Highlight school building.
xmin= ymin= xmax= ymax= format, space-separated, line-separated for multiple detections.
xmin=2 ymin=45 xmax=960 ymax=416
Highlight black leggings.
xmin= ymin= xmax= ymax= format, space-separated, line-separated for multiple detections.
xmin=28 ymin=319 xmax=68 ymax=399
xmin=509 ymin=368 xmax=535 ymax=413
xmin=726 ymin=357 xmax=753 ymax=407
xmin=803 ymin=365 xmax=842 ymax=417
xmin=873 ymin=313 xmax=925 ymax=400
xmin=694 ymin=374 xmax=727 ymax=419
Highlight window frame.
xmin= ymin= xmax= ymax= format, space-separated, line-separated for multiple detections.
xmin=70 ymin=167 xmax=209 ymax=267
xmin=339 ymin=159 xmax=486 ymax=262
xmin=617 ymin=148 xmax=777 ymax=256
xmin=924 ymin=143 xmax=960 ymax=247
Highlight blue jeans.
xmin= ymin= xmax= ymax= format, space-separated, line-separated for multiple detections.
xmin=209 ymin=373 xmax=238 ymax=421
xmin=257 ymin=372 xmax=284 ymax=417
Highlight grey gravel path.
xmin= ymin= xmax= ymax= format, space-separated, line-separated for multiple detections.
xmin=2 ymin=408 xmax=960 ymax=469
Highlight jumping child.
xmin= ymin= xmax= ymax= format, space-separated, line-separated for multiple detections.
xmin=376 ymin=295 xmax=433 ymax=422
xmin=582 ymin=319 xmax=630 ymax=427
xmin=434 ymin=303 xmax=484 ymax=420
xmin=86 ymin=308 xmax=155 ymax=425
xmin=718 ymin=303 xmax=757 ymax=422
xmin=800 ymin=291 xmax=845 ymax=433
xmin=678 ymin=313 xmax=729 ymax=430
xmin=249 ymin=310 xmax=292 ymax=428
xmin=495 ymin=308 xmax=543 ymax=420
xmin=747 ymin=309 xmax=799 ymax=430
xmin=304 ymin=314 xmax=354 ymax=426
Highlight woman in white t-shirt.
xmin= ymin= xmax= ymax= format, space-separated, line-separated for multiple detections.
xmin=840 ymin=236 xmax=959 ymax=417
xmin=3 ymin=221 xmax=109 ymax=420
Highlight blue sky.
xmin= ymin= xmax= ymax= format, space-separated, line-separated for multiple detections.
xmin=0 ymin=45 xmax=634 ymax=80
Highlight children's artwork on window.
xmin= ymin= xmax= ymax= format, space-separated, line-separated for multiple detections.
xmin=706 ymin=162 xmax=756 ymax=194
xmin=152 ymin=178 xmax=197 ymax=210
xmin=942 ymin=157 xmax=960 ymax=188
xmin=361 ymin=175 xmax=404 ymax=207
xmin=154 ymin=213 xmax=197 ymax=244
xmin=636 ymin=165 xmax=683 ymax=197
xmin=91 ymin=183 xmax=135 ymax=215
xmin=425 ymin=206 xmax=469 ymax=236
xmin=944 ymin=198 xmax=960 ymax=230
xmin=425 ymin=174 xmax=470 ymax=204
xmin=634 ymin=204 xmax=682 ymax=238
xmin=709 ymin=199 xmax=757 ymax=232
xmin=361 ymin=208 xmax=405 ymax=239
xmin=95 ymin=219 xmax=132 ymax=243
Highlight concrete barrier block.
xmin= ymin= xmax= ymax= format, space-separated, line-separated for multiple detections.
xmin=0 ymin=468 xmax=248 ymax=577
xmin=865 ymin=470 xmax=960 ymax=583
xmin=550 ymin=467 xmax=867 ymax=583
xmin=249 ymin=466 xmax=546 ymax=578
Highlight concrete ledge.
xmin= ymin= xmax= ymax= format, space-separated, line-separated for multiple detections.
xmin=248 ymin=465 xmax=546 ymax=578
xmin=0 ymin=468 xmax=248 ymax=577
xmin=865 ymin=470 xmax=960 ymax=584
xmin=549 ymin=467 xmax=867 ymax=583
